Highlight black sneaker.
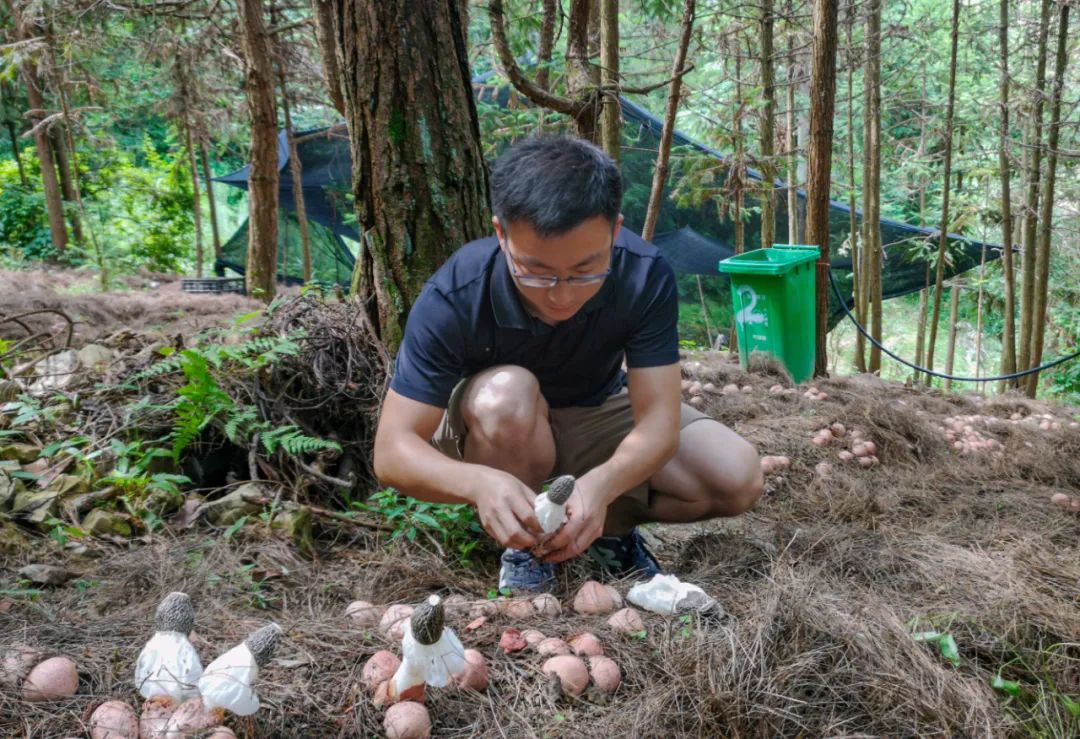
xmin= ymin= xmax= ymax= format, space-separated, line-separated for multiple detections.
xmin=498 ymin=548 xmax=555 ymax=593
xmin=586 ymin=528 xmax=663 ymax=579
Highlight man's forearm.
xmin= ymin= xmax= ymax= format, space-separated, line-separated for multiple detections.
xmin=373 ymin=434 xmax=481 ymax=505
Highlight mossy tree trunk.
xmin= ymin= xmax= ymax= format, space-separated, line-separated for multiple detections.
xmin=320 ymin=0 xmax=491 ymax=351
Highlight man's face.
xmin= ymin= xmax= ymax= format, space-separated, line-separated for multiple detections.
xmin=494 ymin=214 xmax=622 ymax=325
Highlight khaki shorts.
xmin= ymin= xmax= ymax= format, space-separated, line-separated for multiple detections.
xmin=432 ymin=381 xmax=710 ymax=533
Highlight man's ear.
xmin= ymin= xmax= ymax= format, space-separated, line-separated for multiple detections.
xmin=612 ymin=213 xmax=624 ymax=241
xmin=492 ymin=216 xmax=505 ymax=242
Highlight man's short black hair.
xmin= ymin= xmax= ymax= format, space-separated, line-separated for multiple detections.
xmin=490 ymin=136 xmax=622 ymax=237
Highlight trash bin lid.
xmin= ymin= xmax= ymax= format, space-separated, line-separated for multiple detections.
xmin=717 ymin=245 xmax=820 ymax=276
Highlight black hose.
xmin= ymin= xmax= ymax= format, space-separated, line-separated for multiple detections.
xmin=826 ymin=268 xmax=1080 ymax=383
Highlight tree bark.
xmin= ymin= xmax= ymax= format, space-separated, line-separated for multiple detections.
xmin=923 ymin=0 xmax=960 ymax=382
xmin=310 ymin=0 xmax=346 ymax=115
xmin=237 ymin=0 xmax=280 ymax=302
xmin=323 ymin=0 xmax=491 ymax=350
xmin=278 ymin=67 xmax=313 ymax=283
xmin=599 ymin=0 xmax=620 ymax=162
xmin=807 ymin=0 xmax=839 ymax=377
xmin=48 ymin=126 xmax=84 ymax=246
xmin=848 ymin=0 xmax=865 ymax=373
xmin=10 ymin=1 xmax=66 ymax=252
xmin=1026 ymin=2 xmax=1069 ymax=397
xmin=758 ymin=0 xmax=776 ymax=251
xmin=1017 ymin=0 xmax=1051 ymax=378
xmin=865 ymin=0 xmax=882 ymax=374
xmin=996 ymin=0 xmax=1017 ymax=391
xmin=536 ymin=0 xmax=558 ymax=91
xmin=184 ymin=117 xmax=204 ymax=278
xmin=200 ymin=140 xmax=223 ymax=262
xmin=785 ymin=0 xmax=797 ymax=243
xmin=641 ymin=0 xmax=695 ymax=242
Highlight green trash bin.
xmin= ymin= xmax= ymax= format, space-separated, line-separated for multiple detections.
xmin=717 ymin=244 xmax=820 ymax=384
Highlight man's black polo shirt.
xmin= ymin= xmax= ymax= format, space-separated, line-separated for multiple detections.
xmin=389 ymin=229 xmax=679 ymax=409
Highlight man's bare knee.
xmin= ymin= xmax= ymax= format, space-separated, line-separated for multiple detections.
xmin=461 ymin=367 xmax=553 ymax=480
xmin=713 ymin=439 xmax=763 ymax=517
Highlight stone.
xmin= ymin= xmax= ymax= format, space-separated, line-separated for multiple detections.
xmin=0 ymin=519 xmax=30 ymax=556
xmin=76 ymin=344 xmax=115 ymax=372
xmin=0 ymin=443 xmax=41 ymax=464
xmin=0 ymin=472 xmax=23 ymax=511
xmin=201 ymin=483 xmax=268 ymax=526
xmin=18 ymin=563 xmax=77 ymax=586
xmin=82 ymin=509 xmax=133 ymax=538
xmin=11 ymin=489 xmax=59 ymax=528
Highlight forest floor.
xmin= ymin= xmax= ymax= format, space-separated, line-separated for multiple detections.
xmin=0 ymin=279 xmax=1078 ymax=738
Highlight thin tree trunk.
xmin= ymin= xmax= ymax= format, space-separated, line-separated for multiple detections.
xmin=914 ymin=264 xmax=929 ymax=370
xmin=996 ymin=0 xmax=1017 ymax=391
xmin=785 ymin=0 xmax=797 ymax=243
xmin=325 ymin=0 xmax=491 ymax=349
xmin=599 ymin=0 xmax=620 ymax=162
xmin=11 ymin=0 xmax=66 ymax=252
xmin=1026 ymin=2 xmax=1069 ymax=397
xmin=238 ymin=0 xmax=279 ymax=301
xmin=696 ymin=275 xmax=714 ymax=346
xmin=5 ymin=120 xmax=29 ymax=187
xmin=807 ymin=0 xmax=840 ymax=377
xmin=975 ymin=245 xmax=987 ymax=393
xmin=184 ymin=117 xmax=204 ymax=278
xmin=944 ymin=282 xmax=961 ymax=391
xmin=536 ymin=0 xmax=558 ymax=91
xmin=1017 ymin=0 xmax=1051 ymax=377
xmin=279 ymin=68 xmax=313 ymax=283
xmin=310 ymin=0 xmax=346 ymax=115
xmin=924 ymin=0 xmax=960 ymax=382
xmin=758 ymin=0 xmax=776 ymax=250
xmin=847 ymin=0 xmax=865 ymax=372
xmin=865 ymin=0 xmax=882 ymax=374
xmin=730 ymin=45 xmax=745 ymax=357
xmin=641 ymin=0 xmax=695 ymax=242
xmin=48 ymin=126 xmax=84 ymax=246
xmin=200 ymin=140 xmax=223 ymax=262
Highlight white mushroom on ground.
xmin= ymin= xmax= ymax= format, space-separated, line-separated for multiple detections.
xmin=134 ymin=592 xmax=203 ymax=707
xmin=535 ymin=475 xmax=575 ymax=535
xmin=197 ymin=622 xmax=283 ymax=716
xmin=390 ymin=595 xmax=467 ymax=700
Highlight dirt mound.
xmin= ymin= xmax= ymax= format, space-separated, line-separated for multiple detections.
xmin=0 ymin=269 xmax=265 ymax=349
xmin=1 ymin=352 xmax=1078 ymax=737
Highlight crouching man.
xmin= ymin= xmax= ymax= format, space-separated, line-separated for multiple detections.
xmin=373 ymin=136 xmax=762 ymax=592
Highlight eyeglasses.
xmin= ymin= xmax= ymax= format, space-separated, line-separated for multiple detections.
xmin=499 ymin=224 xmax=614 ymax=289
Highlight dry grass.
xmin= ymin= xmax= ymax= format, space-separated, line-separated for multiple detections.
xmin=1 ymin=353 xmax=1079 ymax=737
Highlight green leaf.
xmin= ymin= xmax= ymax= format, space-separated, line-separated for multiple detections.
xmin=234 ymin=310 xmax=262 ymax=325
xmin=1060 ymin=694 xmax=1080 ymax=718
xmin=412 ymin=512 xmax=444 ymax=530
xmin=911 ymin=631 xmax=942 ymax=642
xmin=223 ymin=516 xmax=248 ymax=539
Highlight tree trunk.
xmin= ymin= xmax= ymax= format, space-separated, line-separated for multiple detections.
xmin=1025 ymin=2 xmax=1069 ymax=397
xmin=536 ymin=0 xmax=558 ymax=91
xmin=184 ymin=117 xmax=204 ymax=278
xmin=599 ymin=0 xmax=620 ymax=162
xmin=200 ymin=140 xmax=223 ymax=262
xmin=785 ymin=0 xmax=797 ymax=243
xmin=11 ymin=1 xmax=66 ymax=253
xmin=865 ymin=0 xmax=882 ymax=374
xmin=996 ymin=0 xmax=1017 ymax=391
xmin=279 ymin=67 xmax=313 ymax=283
xmin=923 ymin=0 xmax=960 ymax=382
xmin=323 ymin=0 xmax=491 ymax=350
xmin=975 ymin=243 xmax=987 ymax=393
xmin=943 ymin=283 xmax=961 ymax=392
xmin=848 ymin=0 xmax=865 ymax=373
xmin=807 ymin=0 xmax=839 ymax=377
xmin=48 ymin=126 xmax=84 ymax=246
xmin=5 ymin=120 xmax=29 ymax=187
xmin=237 ymin=0 xmax=280 ymax=302
xmin=310 ymin=0 xmax=346 ymax=115
xmin=914 ymin=264 xmax=929 ymax=371
xmin=758 ymin=0 xmax=775 ymax=251
xmin=641 ymin=0 xmax=695 ymax=242
xmin=1017 ymin=0 xmax=1051 ymax=378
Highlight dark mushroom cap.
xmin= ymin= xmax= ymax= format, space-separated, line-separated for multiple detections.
xmin=245 ymin=623 xmax=283 ymax=667
xmin=155 ymin=592 xmax=195 ymax=635
xmin=546 ymin=475 xmax=576 ymax=506
xmin=410 ymin=595 xmax=445 ymax=646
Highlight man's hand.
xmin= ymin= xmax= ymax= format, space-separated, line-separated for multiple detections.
xmin=472 ymin=468 xmax=543 ymax=550
xmin=535 ymin=479 xmax=608 ymax=563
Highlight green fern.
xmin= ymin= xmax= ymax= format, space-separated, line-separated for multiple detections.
xmin=171 ymin=349 xmax=234 ymax=460
xmin=260 ymin=425 xmax=341 ymax=456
